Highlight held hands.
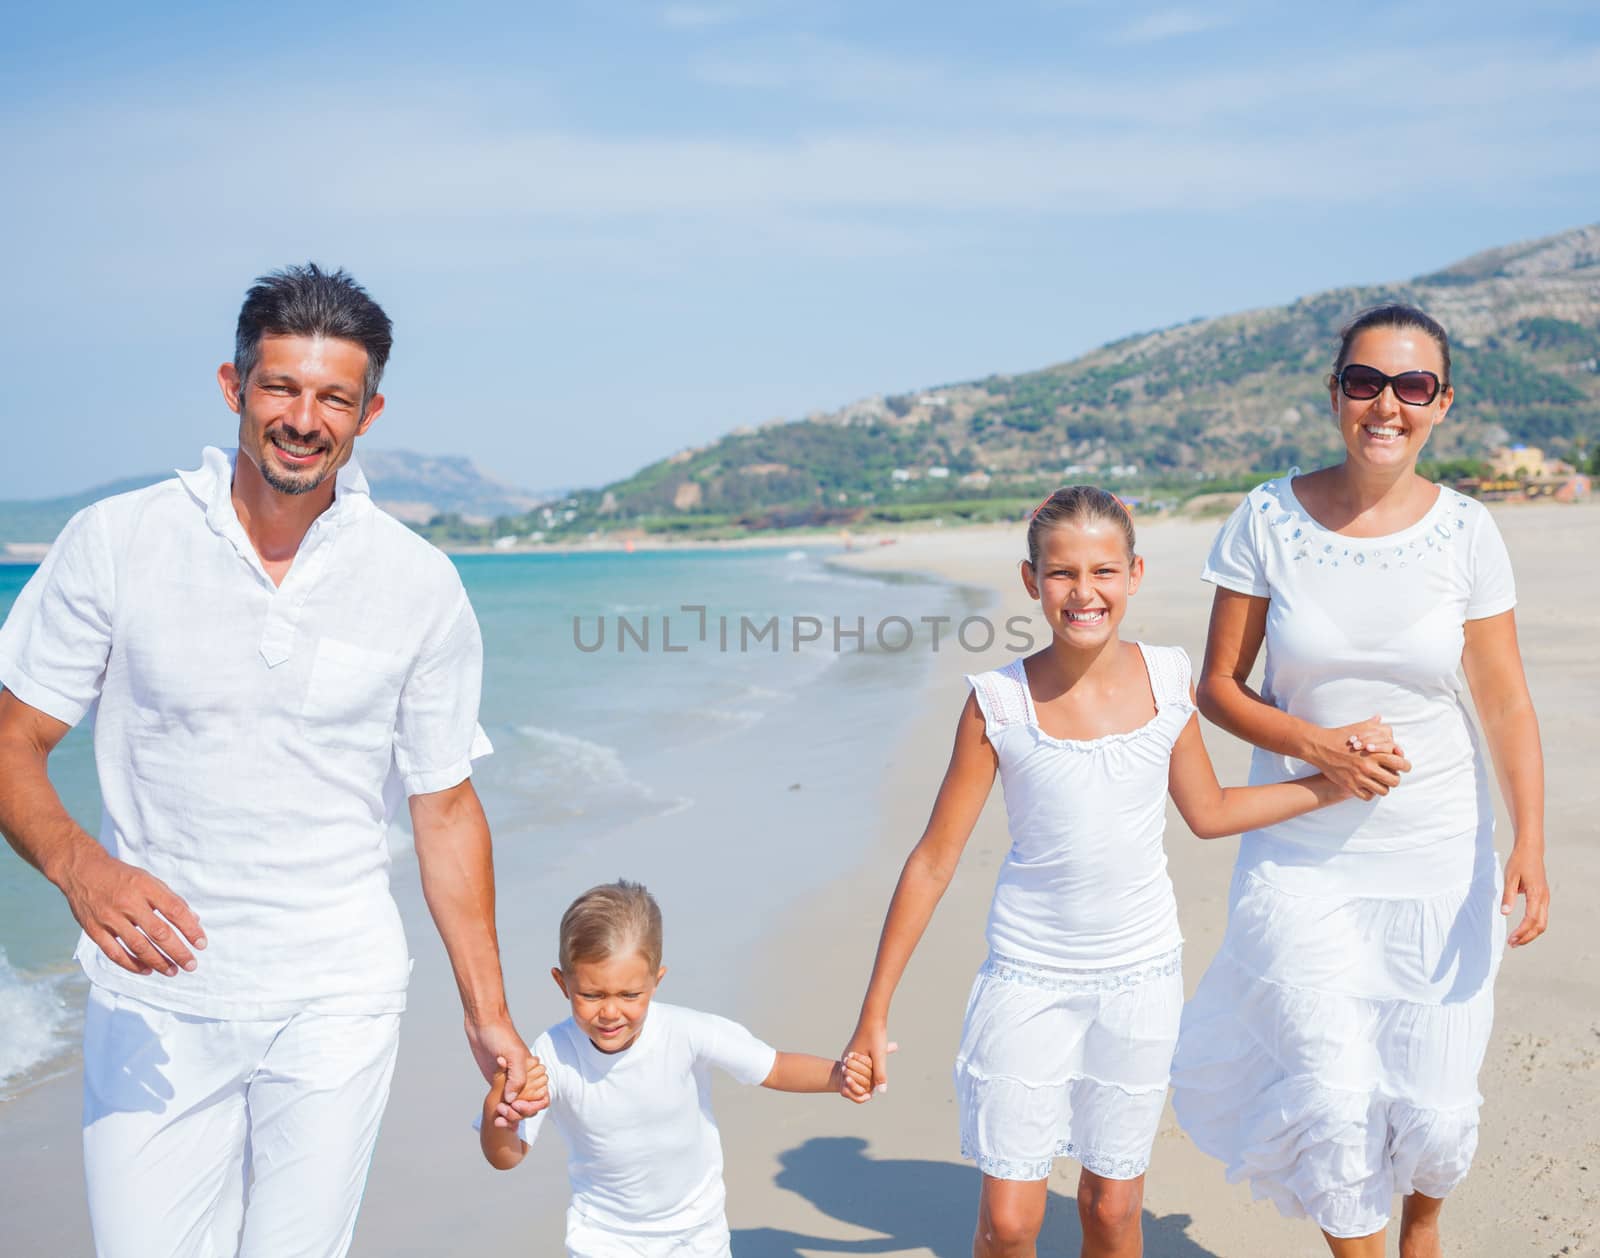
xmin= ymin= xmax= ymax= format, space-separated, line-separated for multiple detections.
xmin=840 ymin=1022 xmax=899 ymax=1104
xmin=837 ymin=1051 xmax=875 ymax=1102
xmin=60 ymin=845 xmax=205 ymax=978
xmin=465 ymin=1018 xmax=545 ymax=1120
xmin=488 ymin=1055 xmax=550 ymax=1128
xmin=1313 ymin=716 xmax=1412 ymax=800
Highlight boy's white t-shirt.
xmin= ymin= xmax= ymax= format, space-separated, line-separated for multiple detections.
xmin=515 ymin=1002 xmax=777 ymax=1235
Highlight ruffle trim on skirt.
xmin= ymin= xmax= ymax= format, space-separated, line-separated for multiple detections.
xmin=956 ymin=1067 xmax=1168 ymax=1184
xmin=1173 ymin=934 xmax=1494 ymax=1235
xmin=961 ymin=1136 xmax=1151 ymax=1183
xmin=1173 ymin=1069 xmax=1479 ymax=1237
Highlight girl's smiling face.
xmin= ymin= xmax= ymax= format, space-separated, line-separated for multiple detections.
xmin=552 ymin=948 xmax=666 ymax=1054
xmin=1021 ymin=518 xmax=1142 ymax=647
xmin=1331 ymin=326 xmax=1454 ymax=473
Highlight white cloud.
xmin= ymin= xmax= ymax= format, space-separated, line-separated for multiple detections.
xmin=1108 ymin=7 xmax=1233 ymax=45
xmin=2 ymin=40 xmax=1596 ymax=267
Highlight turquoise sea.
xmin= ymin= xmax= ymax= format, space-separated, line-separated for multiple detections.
xmin=0 ymin=546 xmax=970 ymax=1099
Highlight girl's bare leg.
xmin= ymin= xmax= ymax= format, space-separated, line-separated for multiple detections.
xmin=1398 ymin=1191 xmax=1445 ymax=1258
xmin=974 ymin=1174 xmax=1048 ymax=1258
xmin=1077 ymin=1169 xmax=1144 ymax=1258
xmin=1323 ymin=1227 xmax=1386 ymax=1257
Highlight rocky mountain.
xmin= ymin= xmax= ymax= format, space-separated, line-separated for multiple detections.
xmin=566 ymin=222 xmax=1600 ymax=531
xmin=0 ymin=451 xmax=544 ymax=547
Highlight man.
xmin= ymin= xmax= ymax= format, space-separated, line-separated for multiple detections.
xmin=0 ymin=264 xmax=535 ymax=1257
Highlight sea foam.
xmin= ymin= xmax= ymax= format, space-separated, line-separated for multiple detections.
xmin=511 ymin=725 xmax=690 ymax=822
xmin=0 ymin=948 xmax=77 ymax=1100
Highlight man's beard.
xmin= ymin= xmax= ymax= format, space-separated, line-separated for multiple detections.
xmin=256 ymin=424 xmax=334 ymax=496
xmin=260 ymin=458 xmax=327 ymax=495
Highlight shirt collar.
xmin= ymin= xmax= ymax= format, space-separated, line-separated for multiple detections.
xmin=176 ymin=446 xmax=372 ymax=524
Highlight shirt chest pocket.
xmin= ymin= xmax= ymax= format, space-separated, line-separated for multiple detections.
xmin=301 ymin=638 xmax=407 ymax=752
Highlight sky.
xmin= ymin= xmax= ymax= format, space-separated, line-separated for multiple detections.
xmin=3 ymin=0 xmax=1598 ymax=499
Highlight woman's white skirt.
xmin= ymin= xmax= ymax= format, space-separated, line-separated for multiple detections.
xmin=1170 ymin=861 xmax=1504 ymax=1239
xmin=954 ymin=947 xmax=1183 ymax=1182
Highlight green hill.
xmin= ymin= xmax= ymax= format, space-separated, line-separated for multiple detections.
xmin=475 ymin=221 xmax=1597 ymax=541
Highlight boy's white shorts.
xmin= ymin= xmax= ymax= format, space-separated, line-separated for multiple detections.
xmin=567 ymin=1209 xmax=732 ymax=1257
xmin=81 ymin=983 xmax=401 ymax=1258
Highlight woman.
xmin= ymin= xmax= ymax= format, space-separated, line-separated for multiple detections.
xmin=1170 ymin=304 xmax=1550 ymax=1257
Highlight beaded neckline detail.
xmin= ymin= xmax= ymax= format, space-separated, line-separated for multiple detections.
xmin=1259 ymin=473 xmax=1470 ymax=571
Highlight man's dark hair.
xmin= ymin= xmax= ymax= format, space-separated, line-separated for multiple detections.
xmin=234 ymin=263 xmax=394 ymax=410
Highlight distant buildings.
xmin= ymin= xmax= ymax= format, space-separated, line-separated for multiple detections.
xmin=1490 ymin=444 xmax=1551 ymax=477
xmin=1468 ymin=445 xmax=1588 ymax=503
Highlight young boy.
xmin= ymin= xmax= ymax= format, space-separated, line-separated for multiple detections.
xmin=480 ymin=880 xmax=871 ymax=1256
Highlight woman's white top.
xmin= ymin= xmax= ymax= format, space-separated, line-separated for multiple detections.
xmin=966 ymin=643 xmax=1190 ymax=969
xmin=512 ymin=1002 xmax=776 ymax=1236
xmin=1204 ymin=475 xmax=1516 ymax=893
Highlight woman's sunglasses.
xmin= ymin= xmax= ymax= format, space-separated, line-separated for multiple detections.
xmin=1337 ymin=363 xmax=1443 ymax=406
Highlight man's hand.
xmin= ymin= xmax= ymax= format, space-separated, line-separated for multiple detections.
xmin=466 ymin=1016 xmax=544 ymax=1118
xmin=489 ymin=1055 xmax=549 ymax=1128
xmin=1 ymin=691 xmax=205 ymax=977
xmin=60 ymin=844 xmax=205 ymax=978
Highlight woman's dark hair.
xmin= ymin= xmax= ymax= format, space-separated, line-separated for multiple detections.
xmin=1026 ymin=485 xmax=1135 ymax=567
xmin=234 ymin=263 xmax=394 ymax=410
xmin=1333 ymin=303 xmax=1451 ymax=388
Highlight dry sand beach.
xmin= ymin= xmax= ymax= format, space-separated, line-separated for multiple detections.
xmin=0 ymin=503 xmax=1594 ymax=1256
xmin=711 ymin=502 xmax=1599 ymax=1258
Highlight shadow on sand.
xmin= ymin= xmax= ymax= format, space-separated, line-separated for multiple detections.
xmin=733 ymin=1137 xmax=1219 ymax=1257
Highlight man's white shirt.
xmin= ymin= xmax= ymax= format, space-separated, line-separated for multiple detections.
xmin=513 ymin=1002 xmax=777 ymax=1236
xmin=0 ymin=446 xmax=491 ymax=1018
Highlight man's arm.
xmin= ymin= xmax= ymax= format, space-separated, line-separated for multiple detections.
xmin=0 ymin=690 xmax=204 ymax=976
xmin=409 ymin=778 xmax=537 ymax=1109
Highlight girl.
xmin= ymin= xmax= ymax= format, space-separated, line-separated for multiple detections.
xmin=480 ymin=880 xmax=872 ymax=1257
xmin=1170 ymin=304 xmax=1550 ymax=1256
xmin=844 ymin=487 xmax=1389 ymax=1258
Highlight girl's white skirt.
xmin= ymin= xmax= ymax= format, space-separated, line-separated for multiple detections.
xmin=955 ymin=947 xmax=1183 ymax=1182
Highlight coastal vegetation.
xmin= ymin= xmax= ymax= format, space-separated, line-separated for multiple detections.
xmin=416 ymin=223 xmax=1600 ymax=545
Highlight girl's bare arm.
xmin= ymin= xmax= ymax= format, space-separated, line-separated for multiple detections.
xmin=844 ymin=694 xmax=997 ymax=1095
xmin=1166 ymin=711 xmax=1350 ymax=839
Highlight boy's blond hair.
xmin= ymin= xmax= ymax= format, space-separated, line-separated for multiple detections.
xmin=558 ymin=880 xmax=663 ymax=974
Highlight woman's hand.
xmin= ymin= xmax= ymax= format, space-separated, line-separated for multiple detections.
xmin=1502 ymin=842 xmax=1550 ymax=948
xmin=1306 ymin=716 xmax=1412 ymax=800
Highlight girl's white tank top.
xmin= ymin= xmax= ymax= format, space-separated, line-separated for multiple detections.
xmin=966 ymin=642 xmax=1190 ymax=969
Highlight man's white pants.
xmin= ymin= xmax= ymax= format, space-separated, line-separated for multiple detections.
xmin=81 ymin=985 xmax=401 ymax=1258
